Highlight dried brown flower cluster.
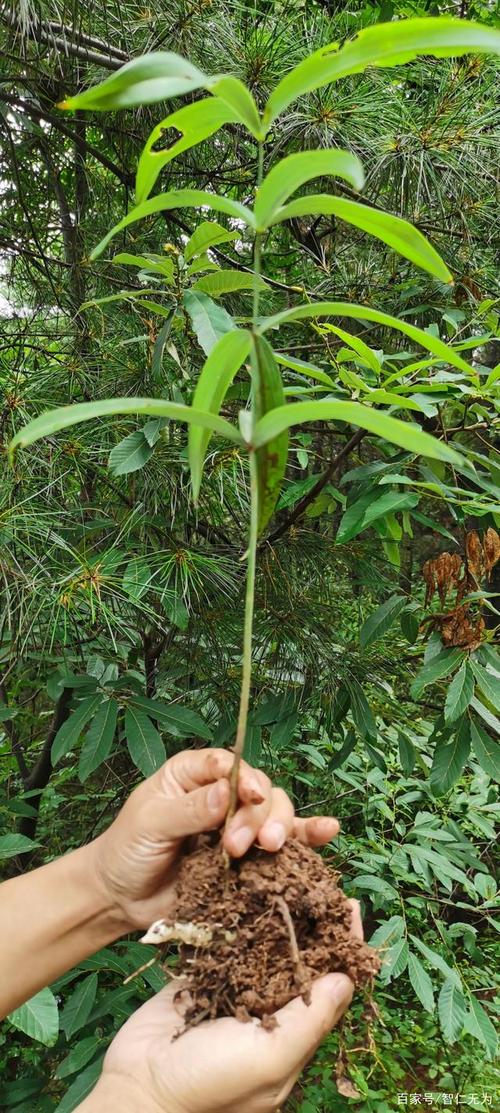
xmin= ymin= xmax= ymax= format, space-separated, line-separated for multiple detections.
xmin=422 ymin=528 xmax=500 ymax=650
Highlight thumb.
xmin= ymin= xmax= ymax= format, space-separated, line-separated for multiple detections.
xmin=142 ymin=776 xmax=231 ymax=842
xmin=265 ymin=973 xmax=353 ymax=1077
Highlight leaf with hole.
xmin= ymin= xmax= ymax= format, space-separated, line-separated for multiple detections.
xmin=136 ymin=101 xmax=240 ymax=203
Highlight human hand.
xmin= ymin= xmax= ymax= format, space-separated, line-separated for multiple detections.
xmin=89 ymin=748 xmax=340 ymax=931
xmin=79 ymin=899 xmax=362 ymax=1113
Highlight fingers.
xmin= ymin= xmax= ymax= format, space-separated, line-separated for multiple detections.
xmin=292 ymin=815 xmax=340 ymax=846
xmin=347 ymin=898 xmax=364 ymax=942
xmin=265 ymin=973 xmax=353 ymax=1077
xmin=164 ymin=749 xmax=268 ymax=806
xmin=146 ymin=777 xmax=232 ymax=841
xmin=224 ymin=786 xmax=295 ymax=857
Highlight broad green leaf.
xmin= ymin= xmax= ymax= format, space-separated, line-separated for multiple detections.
xmin=90 ymin=190 xmax=256 ymax=260
xmin=329 ymin=728 xmax=356 ymax=770
xmin=60 ymin=52 xmax=209 ymax=110
xmin=10 ymin=397 xmax=241 ymax=459
xmin=61 ymin=974 xmax=98 ymax=1039
xmin=337 ymin=491 xmax=418 ymax=544
xmin=129 ymin=694 xmax=212 ymax=740
xmin=79 ymin=700 xmax=118 ymax=783
xmin=346 ymin=677 xmax=377 ymax=741
xmin=259 ymin=302 xmax=474 ymax=377
xmin=408 ymin=951 xmax=435 ymax=1013
xmin=184 ymin=220 xmax=239 ymax=262
xmin=61 ymin=52 xmax=262 ymax=134
xmin=152 ymin=314 xmax=175 ymax=382
xmin=189 ymin=330 xmax=251 ymax=501
xmin=360 ymin=595 xmax=407 ymax=647
xmin=470 ymin=696 xmax=500 ymax=736
xmin=0 ymin=833 xmax=40 ymax=860
xmin=122 ymin=557 xmax=152 ymax=600
xmin=108 ymin=429 xmax=154 ymax=476
xmin=470 ymin=719 xmax=500 ymax=780
xmin=125 ymin=707 xmax=166 ymax=776
xmin=353 ymin=875 xmax=399 ymax=902
xmin=193 ymin=270 xmax=268 ymax=297
xmin=252 ymin=400 xmax=461 ymax=465
xmin=136 ymin=100 xmax=239 ymax=203
xmin=398 ymin=733 xmax=416 ymax=776
xmin=54 ymin=1056 xmax=105 ymax=1113
xmin=438 ymin=978 xmax=466 ymax=1043
xmin=444 ymin=662 xmax=475 ymax=723
xmin=469 ymin=660 xmax=500 ymax=712
xmin=369 ymin=915 xmax=405 ymax=950
xmin=411 ymin=650 xmax=465 ymax=699
xmin=56 ymin=1036 xmax=104 ymax=1080
xmin=272 ymin=196 xmax=451 ymax=283
xmin=52 ymin=695 xmax=102 ymax=764
xmin=183 ymin=290 xmax=236 ymax=355
xmin=409 ymin=935 xmax=462 ymax=988
xmin=112 ymin=253 xmax=175 ymax=279
xmin=254 ymin=150 xmax=364 ymax=229
xmin=270 ymin=713 xmax=298 ymax=750
xmin=464 ymin=995 xmax=498 ymax=1060
xmin=321 ymin=324 xmax=381 ymax=375
xmin=8 ymin=988 xmax=58 ymax=1046
xmin=430 ymin=722 xmax=470 ymax=795
xmin=380 ymin=939 xmax=409 ymax=983
xmin=264 ymin=19 xmax=500 ymax=126
xmin=252 ymin=335 xmax=289 ymax=534
xmin=275 ymin=353 xmax=335 ymax=388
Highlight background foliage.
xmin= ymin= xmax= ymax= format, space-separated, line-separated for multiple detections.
xmin=0 ymin=1 xmax=498 ymax=1111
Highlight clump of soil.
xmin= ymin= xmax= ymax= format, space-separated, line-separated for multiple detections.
xmin=170 ymin=838 xmax=380 ymax=1028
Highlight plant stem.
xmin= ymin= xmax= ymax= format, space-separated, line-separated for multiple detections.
xmin=227 ymin=140 xmax=264 ymax=822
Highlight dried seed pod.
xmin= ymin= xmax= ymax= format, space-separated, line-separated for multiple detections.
xmin=466 ymin=530 xmax=483 ymax=581
xmin=483 ymin=527 xmax=500 ymax=576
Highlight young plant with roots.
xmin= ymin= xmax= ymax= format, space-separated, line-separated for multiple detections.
xmin=10 ymin=17 xmax=500 ymax=1026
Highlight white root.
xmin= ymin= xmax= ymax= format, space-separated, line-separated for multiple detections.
xmin=140 ymin=919 xmax=236 ymax=947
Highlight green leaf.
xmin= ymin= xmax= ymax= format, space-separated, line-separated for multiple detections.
xmin=254 ymin=150 xmax=364 ymax=229
xmin=52 ymin=696 xmax=102 ymax=764
xmin=470 ymin=719 xmax=500 ymax=780
xmin=252 ymin=334 xmax=289 ymax=534
xmin=409 ymin=935 xmax=462 ymax=988
xmin=251 ymin=400 xmax=462 ymax=466
xmin=54 ymin=1056 xmax=105 ymax=1113
xmin=10 ymin=397 xmax=241 ymax=459
xmin=136 ymin=101 xmax=239 ymax=203
xmin=125 ymin=707 xmax=166 ymax=777
xmin=270 ymin=712 xmax=298 ymax=750
xmin=398 ymin=733 xmax=416 ymax=776
xmin=108 ymin=429 xmax=154 ymax=476
xmin=464 ymin=995 xmax=498 ymax=1060
xmin=430 ymin=721 xmax=470 ymax=795
xmin=184 ymin=220 xmax=239 ymax=262
xmin=56 ymin=1035 xmax=104 ymax=1079
xmin=151 ymin=315 xmax=175 ymax=382
xmin=438 ymin=978 xmax=467 ymax=1044
xmin=61 ymin=52 xmax=209 ymax=110
xmin=407 ymin=951 xmax=435 ymax=1013
xmin=264 ymin=18 xmax=500 ymax=127
xmin=400 ymin=608 xmax=420 ymax=645
xmin=189 ymin=330 xmax=251 ymax=500
xmin=259 ymin=302 xmax=474 ymax=377
xmin=0 ymin=833 xmax=40 ymax=860
xmin=79 ymin=701 xmax=118 ymax=783
xmin=8 ymin=988 xmax=58 ymax=1046
xmin=112 ymin=253 xmax=175 ymax=279
xmin=346 ymin=677 xmax=377 ymax=741
xmin=89 ymin=190 xmax=255 ymax=260
xmin=61 ymin=974 xmax=98 ymax=1039
xmin=380 ymin=939 xmax=409 ymax=983
xmin=369 ymin=915 xmax=405 ymax=950
xmin=321 ymin=324 xmax=381 ymax=375
xmin=329 ymin=728 xmax=356 ymax=770
xmin=273 ymin=195 xmax=451 ymax=282
xmin=353 ymin=875 xmax=399 ymax=902
xmin=337 ymin=491 xmax=418 ymax=544
xmin=411 ymin=650 xmax=465 ymax=699
xmin=183 ymin=290 xmax=236 ymax=355
xmin=275 ymin=352 xmax=335 ymax=388
xmin=444 ymin=662 xmax=475 ymax=723
xmin=193 ymin=270 xmax=268 ymax=297
xmin=358 ymin=596 xmax=405 ymax=649
xmin=122 ymin=557 xmax=152 ymax=600
xmin=469 ymin=660 xmax=500 ymax=712
xmin=129 ymin=695 xmax=212 ymax=740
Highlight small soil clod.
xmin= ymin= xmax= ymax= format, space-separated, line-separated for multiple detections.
xmin=165 ymin=838 xmax=380 ymax=1029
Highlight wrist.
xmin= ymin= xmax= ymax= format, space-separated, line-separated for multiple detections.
xmin=76 ymin=1071 xmax=165 ymax=1113
xmin=75 ymin=839 xmax=131 ymax=941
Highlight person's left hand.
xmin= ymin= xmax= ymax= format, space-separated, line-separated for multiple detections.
xmin=89 ymin=748 xmax=340 ymax=931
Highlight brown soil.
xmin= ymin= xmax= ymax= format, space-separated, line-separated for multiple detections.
xmin=170 ymin=838 xmax=380 ymax=1028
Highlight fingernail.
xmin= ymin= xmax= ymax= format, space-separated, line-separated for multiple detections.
xmin=262 ymin=821 xmax=286 ymax=851
xmin=229 ymin=825 xmax=252 ymax=855
xmin=323 ymin=973 xmax=353 ymax=1000
xmin=208 ymin=780 xmax=226 ymax=811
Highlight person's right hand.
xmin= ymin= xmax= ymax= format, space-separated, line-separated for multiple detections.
xmin=78 ymin=901 xmax=363 ymax=1113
